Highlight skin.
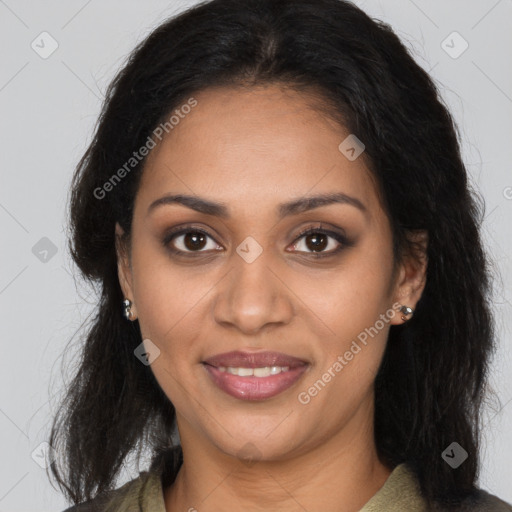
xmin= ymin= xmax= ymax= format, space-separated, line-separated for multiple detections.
xmin=116 ymin=83 xmax=428 ymax=512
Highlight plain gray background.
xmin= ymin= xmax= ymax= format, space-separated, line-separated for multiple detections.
xmin=0 ymin=0 xmax=511 ymax=510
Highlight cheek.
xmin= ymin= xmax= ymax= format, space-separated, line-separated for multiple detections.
xmin=299 ymin=247 xmax=393 ymax=342
xmin=130 ymin=254 xmax=208 ymax=409
xmin=298 ymin=321 xmax=389 ymax=423
xmin=130 ymin=244 xmax=211 ymax=358
xmin=295 ymin=248 xmax=393 ymax=403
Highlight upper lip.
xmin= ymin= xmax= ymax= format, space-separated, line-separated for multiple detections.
xmin=203 ymin=351 xmax=308 ymax=369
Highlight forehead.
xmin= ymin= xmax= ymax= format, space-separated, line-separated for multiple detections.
xmin=135 ymin=84 xmax=381 ymax=222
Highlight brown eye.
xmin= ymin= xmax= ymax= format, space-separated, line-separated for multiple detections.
xmin=290 ymin=227 xmax=350 ymax=256
xmin=182 ymin=231 xmax=208 ymax=251
xmin=163 ymin=227 xmax=222 ymax=254
xmin=303 ymin=232 xmax=329 ymax=252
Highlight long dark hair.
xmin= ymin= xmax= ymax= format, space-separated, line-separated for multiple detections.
xmin=48 ymin=0 xmax=499 ymax=508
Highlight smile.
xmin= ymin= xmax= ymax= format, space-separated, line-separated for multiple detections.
xmin=217 ymin=365 xmax=291 ymax=376
xmin=202 ymin=350 xmax=310 ymax=400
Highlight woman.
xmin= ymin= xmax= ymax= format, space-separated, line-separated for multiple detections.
xmin=50 ymin=0 xmax=512 ymax=510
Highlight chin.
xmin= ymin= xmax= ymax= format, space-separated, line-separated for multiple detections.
xmin=203 ymin=419 xmax=305 ymax=463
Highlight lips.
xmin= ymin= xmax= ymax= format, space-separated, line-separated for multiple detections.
xmin=202 ymin=350 xmax=309 ymax=401
xmin=203 ymin=350 xmax=308 ymax=369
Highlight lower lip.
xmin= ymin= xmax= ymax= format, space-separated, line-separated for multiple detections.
xmin=203 ymin=364 xmax=309 ymax=401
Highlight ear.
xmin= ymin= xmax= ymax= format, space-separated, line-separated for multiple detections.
xmin=388 ymin=230 xmax=428 ymax=326
xmin=115 ymin=222 xmax=136 ymax=318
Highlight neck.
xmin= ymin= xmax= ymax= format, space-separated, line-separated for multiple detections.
xmin=164 ymin=399 xmax=392 ymax=512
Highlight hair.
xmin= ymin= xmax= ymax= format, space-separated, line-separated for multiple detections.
xmin=48 ymin=0 xmax=499 ymax=509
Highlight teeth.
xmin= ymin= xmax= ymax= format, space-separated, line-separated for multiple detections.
xmin=254 ymin=367 xmax=271 ymax=377
xmin=217 ymin=366 xmax=291 ymax=376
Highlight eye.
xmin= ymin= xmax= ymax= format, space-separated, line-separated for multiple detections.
xmin=289 ymin=226 xmax=350 ymax=257
xmin=162 ymin=224 xmax=352 ymax=258
xmin=163 ymin=226 xmax=222 ymax=254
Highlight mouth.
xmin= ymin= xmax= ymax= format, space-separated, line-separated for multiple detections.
xmin=202 ymin=350 xmax=309 ymax=401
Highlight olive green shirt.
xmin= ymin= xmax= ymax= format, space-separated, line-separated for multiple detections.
xmin=63 ymin=462 xmax=512 ymax=511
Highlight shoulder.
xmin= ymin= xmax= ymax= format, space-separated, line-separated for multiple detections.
xmin=392 ymin=462 xmax=512 ymax=512
xmin=60 ymin=470 xmax=159 ymax=512
xmin=449 ymin=488 xmax=512 ymax=512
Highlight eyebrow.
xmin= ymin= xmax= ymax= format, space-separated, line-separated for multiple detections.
xmin=147 ymin=192 xmax=368 ymax=219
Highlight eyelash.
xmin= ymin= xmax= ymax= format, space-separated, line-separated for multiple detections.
xmin=162 ymin=224 xmax=353 ymax=259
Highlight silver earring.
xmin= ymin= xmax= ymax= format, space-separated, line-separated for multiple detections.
xmin=123 ymin=299 xmax=133 ymax=320
xmin=399 ymin=304 xmax=413 ymax=322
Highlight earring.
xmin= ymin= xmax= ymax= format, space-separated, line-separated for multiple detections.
xmin=399 ymin=304 xmax=414 ymax=322
xmin=123 ymin=298 xmax=134 ymax=320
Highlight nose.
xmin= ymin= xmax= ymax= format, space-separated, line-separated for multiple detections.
xmin=213 ymin=248 xmax=294 ymax=335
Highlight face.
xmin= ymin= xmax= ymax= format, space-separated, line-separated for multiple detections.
xmin=116 ymin=84 xmax=426 ymax=462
